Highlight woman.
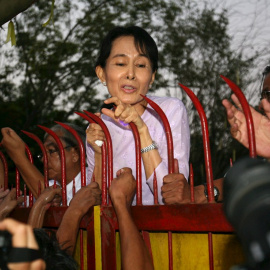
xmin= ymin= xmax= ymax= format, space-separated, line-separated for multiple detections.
xmin=86 ymin=26 xmax=190 ymax=205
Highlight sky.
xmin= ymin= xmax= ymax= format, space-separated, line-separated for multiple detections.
xmin=1 ymin=0 xmax=270 ymax=104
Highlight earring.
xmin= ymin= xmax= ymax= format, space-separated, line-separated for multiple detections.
xmin=102 ymin=81 xmax=107 ymax=86
xmin=149 ymin=84 xmax=152 ymax=89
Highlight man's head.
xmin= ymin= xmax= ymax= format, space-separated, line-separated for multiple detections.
xmin=34 ymin=228 xmax=78 ymax=270
xmin=42 ymin=123 xmax=85 ymax=183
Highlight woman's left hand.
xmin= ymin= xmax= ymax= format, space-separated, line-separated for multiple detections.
xmin=101 ymin=97 xmax=146 ymax=130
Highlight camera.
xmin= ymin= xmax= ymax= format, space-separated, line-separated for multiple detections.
xmin=0 ymin=230 xmax=12 ymax=268
xmin=224 ymin=157 xmax=270 ymax=270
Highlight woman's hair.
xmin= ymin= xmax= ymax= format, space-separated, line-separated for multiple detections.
xmin=95 ymin=25 xmax=158 ymax=72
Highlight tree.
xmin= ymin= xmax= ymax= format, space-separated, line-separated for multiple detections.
xmin=0 ymin=0 xmax=256 ymax=184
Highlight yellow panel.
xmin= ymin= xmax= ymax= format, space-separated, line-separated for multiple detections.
xmin=115 ymin=232 xmax=121 ymax=270
xmin=94 ymin=205 xmax=102 ymax=270
xmin=148 ymin=232 xmax=244 ymax=269
xmin=212 ymin=234 xmax=245 ymax=270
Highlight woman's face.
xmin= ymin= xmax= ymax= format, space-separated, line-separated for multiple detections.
xmin=96 ymin=36 xmax=156 ymax=108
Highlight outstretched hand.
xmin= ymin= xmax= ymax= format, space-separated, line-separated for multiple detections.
xmin=1 ymin=128 xmax=26 ymax=161
xmin=0 ymin=188 xmax=24 ymax=220
xmin=222 ymin=94 xmax=270 ymax=158
xmin=102 ymin=97 xmax=146 ymax=131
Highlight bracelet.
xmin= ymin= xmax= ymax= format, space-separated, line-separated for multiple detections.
xmin=141 ymin=141 xmax=158 ymax=153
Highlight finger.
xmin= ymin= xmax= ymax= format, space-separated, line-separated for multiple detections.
xmin=116 ymin=167 xmax=132 ymax=177
xmin=17 ymin=196 xmax=25 ymax=205
xmin=104 ymin=96 xmax=121 ymax=106
xmin=94 ymin=112 xmax=101 ymax=118
xmin=0 ymin=218 xmax=28 ymax=247
xmin=173 ymin=159 xmax=179 ymax=173
xmin=101 ymin=108 xmax=116 ymax=120
xmin=0 ymin=188 xmax=10 ymax=199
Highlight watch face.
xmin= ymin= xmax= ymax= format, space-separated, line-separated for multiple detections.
xmin=214 ymin=188 xmax=218 ymax=196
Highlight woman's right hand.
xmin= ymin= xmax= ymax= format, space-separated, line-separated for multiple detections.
xmin=86 ymin=122 xmax=105 ymax=154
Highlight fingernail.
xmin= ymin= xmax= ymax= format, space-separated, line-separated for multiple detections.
xmin=119 ymin=120 xmax=128 ymax=127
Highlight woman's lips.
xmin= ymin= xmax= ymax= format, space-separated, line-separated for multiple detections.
xmin=121 ymin=85 xmax=137 ymax=93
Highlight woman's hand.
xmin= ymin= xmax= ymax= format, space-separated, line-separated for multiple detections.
xmin=86 ymin=119 xmax=105 ymax=154
xmin=102 ymin=97 xmax=146 ymax=131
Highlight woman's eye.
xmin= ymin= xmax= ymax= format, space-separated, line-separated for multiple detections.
xmin=116 ymin=63 xmax=125 ymax=66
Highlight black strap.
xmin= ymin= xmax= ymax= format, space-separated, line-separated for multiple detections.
xmin=7 ymin=247 xmax=42 ymax=263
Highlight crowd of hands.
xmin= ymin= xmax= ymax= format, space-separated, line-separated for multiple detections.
xmin=1 ymin=92 xmax=270 ymax=269
xmin=0 ymin=167 xmax=154 ymax=270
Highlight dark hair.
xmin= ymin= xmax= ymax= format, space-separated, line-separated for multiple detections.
xmin=95 ymin=26 xmax=158 ymax=72
xmin=44 ymin=123 xmax=86 ymax=150
xmin=260 ymin=65 xmax=270 ymax=93
xmin=34 ymin=229 xmax=78 ymax=270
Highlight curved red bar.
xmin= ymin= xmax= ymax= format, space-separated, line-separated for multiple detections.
xmin=83 ymin=111 xmax=113 ymax=193
xmin=38 ymin=125 xmax=67 ymax=206
xmin=129 ymin=122 xmax=142 ymax=205
xmin=15 ymin=168 xmax=20 ymax=199
xmin=21 ymin=130 xmax=49 ymax=187
xmin=24 ymin=144 xmax=33 ymax=206
xmin=55 ymin=122 xmax=86 ymax=187
xmin=0 ymin=150 xmax=8 ymax=190
xmin=189 ymin=163 xmax=194 ymax=203
xmin=75 ymin=112 xmax=108 ymax=205
xmin=220 ymin=75 xmax=256 ymax=158
xmin=140 ymin=95 xmax=174 ymax=174
xmin=179 ymin=83 xmax=215 ymax=203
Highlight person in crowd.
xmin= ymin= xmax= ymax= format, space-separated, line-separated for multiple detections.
xmin=1 ymin=123 xmax=89 ymax=205
xmin=86 ymin=25 xmax=190 ymax=205
xmin=161 ymin=159 xmax=223 ymax=204
xmin=222 ymin=65 xmax=270 ymax=159
xmin=109 ymin=167 xmax=154 ymax=270
xmin=0 ymin=188 xmax=23 ymax=221
xmin=259 ymin=65 xmax=270 ymax=116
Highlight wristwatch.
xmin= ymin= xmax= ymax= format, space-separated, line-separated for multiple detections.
xmin=204 ymin=184 xmax=220 ymax=202
xmin=141 ymin=141 xmax=158 ymax=153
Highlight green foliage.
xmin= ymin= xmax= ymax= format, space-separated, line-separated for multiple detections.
xmin=0 ymin=0 xmax=257 ymax=184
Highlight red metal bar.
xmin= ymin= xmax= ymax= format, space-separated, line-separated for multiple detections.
xmin=75 ymin=112 xmax=108 ymax=205
xmin=83 ymin=111 xmax=113 ymax=191
xmin=24 ymin=144 xmax=33 ymax=206
xmin=21 ymin=130 xmax=49 ymax=187
xmin=168 ymin=231 xmax=173 ymax=270
xmin=153 ymin=169 xmax=158 ymax=205
xmin=80 ymin=229 xmax=84 ymax=270
xmin=55 ymin=121 xmax=86 ymax=187
xmin=141 ymin=231 xmax=153 ymax=262
xmin=15 ymin=168 xmax=20 ymax=199
xmin=179 ymin=84 xmax=215 ymax=202
xmin=129 ymin=122 xmax=142 ymax=205
xmin=73 ymin=178 xmax=75 ymax=197
xmin=190 ymin=163 xmax=194 ymax=203
xmin=0 ymin=150 xmax=8 ymax=190
xmin=220 ymin=75 xmax=256 ymax=158
xmin=208 ymin=232 xmax=214 ymax=270
xmin=141 ymin=95 xmax=174 ymax=174
xmin=38 ymin=125 xmax=67 ymax=206
xmin=24 ymin=184 xmax=27 ymax=207
xmin=140 ymin=95 xmax=174 ymax=269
